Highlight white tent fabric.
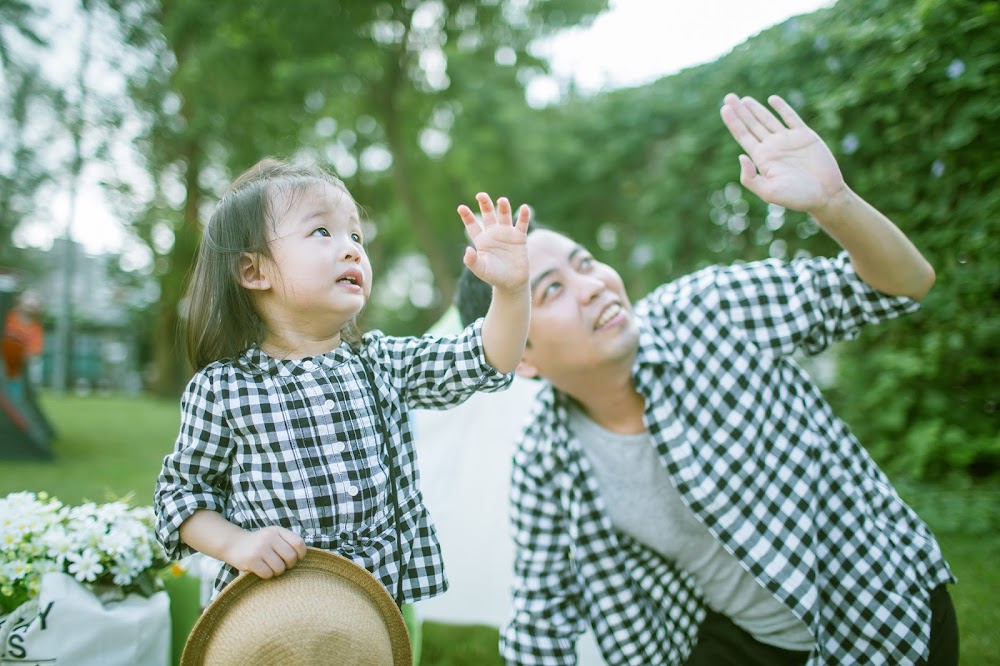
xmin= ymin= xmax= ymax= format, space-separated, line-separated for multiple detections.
xmin=412 ymin=377 xmax=537 ymax=625
xmin=411 ymin=310 xmax=605 ymax=664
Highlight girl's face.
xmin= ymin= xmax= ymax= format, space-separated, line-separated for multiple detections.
xmin=251 ymin=182 xmax=372 ymax=345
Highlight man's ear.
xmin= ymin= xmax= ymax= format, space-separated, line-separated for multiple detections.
xmin=514 ymin=358 xmax=539 ymax=380
xmin=239 ymin=253 xmax=270 ymax=291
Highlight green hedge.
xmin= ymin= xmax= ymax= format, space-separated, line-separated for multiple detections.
xmin=514 ymin=0 xmax=999 ymax=486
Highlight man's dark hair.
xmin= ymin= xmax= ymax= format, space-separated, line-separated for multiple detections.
xmin=455 ymin=222 xmax=552 ymax=327
xmin=455 ymin=267 xmax=493 ymax=327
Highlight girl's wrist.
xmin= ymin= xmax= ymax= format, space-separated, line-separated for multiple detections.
xmin=491 ymin=284 xmax=529 ymax=300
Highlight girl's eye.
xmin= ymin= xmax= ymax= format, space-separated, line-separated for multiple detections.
xmin=312 ymin=227 xmax=330 ymax=237
xmin=579 ymin=257 xmax=594 ymax=270
xmin=541 ymin=282 xmax=561 ymax=301
xmin=351 ymin=232 xmax=362 ymax=243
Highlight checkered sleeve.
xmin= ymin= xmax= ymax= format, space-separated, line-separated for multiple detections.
xmin=707 ymin=251 xmax=921 ymax=356
xmin=500 ymin=426 xmax=587 ymax=666
xmin=374 ymin=317 xmax=513 ymax=410
xmin=154 ymin=368 xmax=234 ymax=561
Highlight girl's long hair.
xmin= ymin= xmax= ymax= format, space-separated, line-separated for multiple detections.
xmin=183 ymin=158 xmax=361 ymax=371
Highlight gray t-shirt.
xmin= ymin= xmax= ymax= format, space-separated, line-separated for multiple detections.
xmin=568 ymin=404 xmax=814 ymax=652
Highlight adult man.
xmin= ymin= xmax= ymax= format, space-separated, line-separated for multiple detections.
xmin=455 ymin=93 xmax=957 ymax=665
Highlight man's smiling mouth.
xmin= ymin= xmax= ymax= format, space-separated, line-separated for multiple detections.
xmin=595 ymin=303 xmax=622 ymax=329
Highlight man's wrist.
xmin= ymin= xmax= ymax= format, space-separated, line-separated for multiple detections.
xmin=809 ymin=184 xmax=858 ymax=230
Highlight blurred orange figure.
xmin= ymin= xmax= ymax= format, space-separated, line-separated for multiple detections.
xmin=3 ymin=291 xmax=44 ymax=379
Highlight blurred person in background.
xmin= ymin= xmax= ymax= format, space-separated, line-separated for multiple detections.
xmin=3 ymin=290 xmax=45 ymax=401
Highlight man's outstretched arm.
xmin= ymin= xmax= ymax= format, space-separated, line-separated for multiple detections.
xmin=720 ymin=93 xmax=935 ymax=300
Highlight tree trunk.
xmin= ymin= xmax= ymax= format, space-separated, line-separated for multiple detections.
xmin=151 ymin=107 xmax=201 ymax=397
xmin=379 ymin=16 xmax=456 ymax=319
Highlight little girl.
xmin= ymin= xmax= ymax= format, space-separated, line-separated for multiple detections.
xmin=154 ymin=158 xmax=530 ymax=605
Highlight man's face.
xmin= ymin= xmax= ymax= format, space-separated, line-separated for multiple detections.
xmin=517 ymin=230 xmax=639 ymax=386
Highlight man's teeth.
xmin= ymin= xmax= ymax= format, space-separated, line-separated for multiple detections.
xmin=595 ymin=304 xmax=620 ymax=328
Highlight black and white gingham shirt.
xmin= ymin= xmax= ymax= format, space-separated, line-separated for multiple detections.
xmin=501 ymin=253 xmax=955 ymax=666
xmin=155 ymin=319 xmax=511 ymax=602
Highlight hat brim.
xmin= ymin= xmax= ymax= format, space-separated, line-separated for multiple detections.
xmin=181 ymin=547 xmax=411 ymax=666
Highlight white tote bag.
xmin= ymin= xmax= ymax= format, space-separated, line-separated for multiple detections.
xmin=0 ymin=572 xmax=170 ymax=665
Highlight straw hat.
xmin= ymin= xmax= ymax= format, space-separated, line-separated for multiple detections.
xmin=180 ymin=548 xmax=411 ymax=666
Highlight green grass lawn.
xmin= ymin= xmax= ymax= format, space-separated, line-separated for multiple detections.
xmin=2 ymin=392 xmax=997 ymax=665
xmin=1 ymin=391 xmax=179 ymax=505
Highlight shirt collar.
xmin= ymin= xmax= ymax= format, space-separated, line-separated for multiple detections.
xmin=241 ymin=343 xmax=355 ymax=377
xmin=634 ymin=309 xmax=682 ymax=369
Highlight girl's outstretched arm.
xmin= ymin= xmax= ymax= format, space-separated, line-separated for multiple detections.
xmin=458 ymin=193 xmax=531 ymax=373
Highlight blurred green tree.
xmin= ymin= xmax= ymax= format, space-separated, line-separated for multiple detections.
xmin=0 ymin=1 xmax=52 ymax=271
xmin=94 ymin=0 xmax=998 ymax=486
xmin=103 ymin=0 xmax=606 ymax=395
xmin=509 ymin=0 xmax=999 ymax=484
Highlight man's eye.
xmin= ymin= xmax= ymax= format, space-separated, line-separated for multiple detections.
xmin=541 ymin=282 xmax=561 ymax=300
xmin=312 ymin=227 xmax=330 ymax=237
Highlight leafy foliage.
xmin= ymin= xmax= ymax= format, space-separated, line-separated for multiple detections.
xmin=0 ymin=2 xmax=54 ymax=271
xmin=12 ymin=0 xmax=993 ymax=482
xmin=104 ymin=0 xmax=605 ymax=393
xmin=507 ymin=0 xmax=999 ymax=484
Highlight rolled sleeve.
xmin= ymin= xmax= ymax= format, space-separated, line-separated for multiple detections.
xmin=154 ymin=370 xmax=233 ymax=561
xmin=714 ymin=251 xmax=921 ymax=356
xmin=375 ymin=318 xmax=513 ymax=410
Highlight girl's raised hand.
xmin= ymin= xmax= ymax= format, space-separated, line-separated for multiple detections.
xmin=458 ymin=193 xmax=531 ymax=294
xmin=720 ymin=93 xmax=848 ymax=215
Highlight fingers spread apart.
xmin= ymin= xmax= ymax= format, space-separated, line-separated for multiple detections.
xmin=458 ymin=193 xmax=530 ymax=239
